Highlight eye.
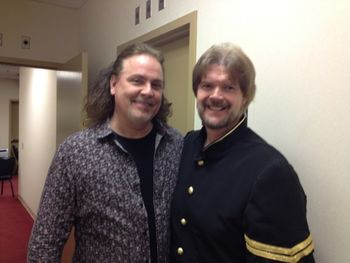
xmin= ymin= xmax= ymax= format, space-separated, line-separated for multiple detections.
xmin=224 ymin=85 xmax=235 ymax=91
xmin=224 ymin=84 xmax=239 ymax=92
xmin=129 ymin=77 xmax=145 ymax=85
xmin=151 ymin=80 xmax=164 ymax=91
xmin=199 ymin=83 xmax=213 ymax=90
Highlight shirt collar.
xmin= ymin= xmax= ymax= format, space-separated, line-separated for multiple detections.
xmin=95 ymin=119 xmax=169 ymax=140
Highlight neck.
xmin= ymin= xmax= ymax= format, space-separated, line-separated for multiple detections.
xmin=110 ymin=115 xmax=153 ymax=139
xmin=204 ymin=115 xmax=246 ymax=147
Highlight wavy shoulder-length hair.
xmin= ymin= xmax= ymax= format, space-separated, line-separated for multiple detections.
xmin=84 ymin=42 xmax=171 ymax=128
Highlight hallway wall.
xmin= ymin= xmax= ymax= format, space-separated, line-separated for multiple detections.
xmin=19 ymin=67 xmax=57 ymax=215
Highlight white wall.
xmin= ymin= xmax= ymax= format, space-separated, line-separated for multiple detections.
xmin=80 ymin=0 xmax=350 ymax=262
xmin=0 ymin=79 xmax=19 ymax=149
xmin=0 ymin=0 xmax=80 ymax=63
xmin=19 ymin=67 xmax=57 ymax=215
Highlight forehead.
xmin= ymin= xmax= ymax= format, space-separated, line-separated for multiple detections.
xmin=121 ymin=54 xmax=162 ymax=75
xmin=202 ymin=64 xmax=236 ymax=83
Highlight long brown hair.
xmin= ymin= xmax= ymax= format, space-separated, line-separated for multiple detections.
xmin=84 ymin=43 xmax=171 ymax=127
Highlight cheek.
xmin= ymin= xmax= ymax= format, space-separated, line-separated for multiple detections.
xmin=196 ymin=91 xmax=206 ymax=103
xmin=154 ymin=91 xmax=163 ymax=102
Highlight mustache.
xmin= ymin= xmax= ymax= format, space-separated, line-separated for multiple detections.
xmin=205 ymin=98 xmax=229 ymax=108
xmin=133 ymin=98 xmax=154 ymax=106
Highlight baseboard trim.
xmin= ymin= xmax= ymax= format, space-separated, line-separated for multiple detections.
xmin=17 ymin=195 xmax=36 ymax=220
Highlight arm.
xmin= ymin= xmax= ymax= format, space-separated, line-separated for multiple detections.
xmin=244 ymin=159 xmax=315 ymax=263
xmin=27 ymin=142 xmax=76 ymax=262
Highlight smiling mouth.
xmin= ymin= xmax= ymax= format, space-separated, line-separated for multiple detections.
xmin=133 ymin=100 xmax=154 ymax=109
xmin=205 ymin=100 xmax=230 ymax=112
xmin=207 ymin=105 xmax=227 ymax=112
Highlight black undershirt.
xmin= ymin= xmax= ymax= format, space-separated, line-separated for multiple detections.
xmin=114 ymin=128 xmax=158 ymax=263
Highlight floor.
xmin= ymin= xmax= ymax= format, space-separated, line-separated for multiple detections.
xmin=0 ymin=175 xmax=34 ymax=263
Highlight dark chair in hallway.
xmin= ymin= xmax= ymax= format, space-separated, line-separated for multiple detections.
xmin=0 ymin=157 xmax=16 ymax=198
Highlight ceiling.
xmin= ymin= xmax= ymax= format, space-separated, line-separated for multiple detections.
xmin=0 ymin=1 xmax=88 ymax=80
xmin=28 ymin=0 xmax=88 ymax=9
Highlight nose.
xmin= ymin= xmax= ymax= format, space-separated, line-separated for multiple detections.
xmin=210 ymin=86 xmax=223 ymax=98
xmin=141 ymin=82 xmax=153 ymax=96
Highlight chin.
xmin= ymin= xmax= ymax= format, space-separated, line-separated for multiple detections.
xmin=132 ymin=113 xmax=155 ymax=124
xmin=202 ymin=118 xmax=228 ymax=130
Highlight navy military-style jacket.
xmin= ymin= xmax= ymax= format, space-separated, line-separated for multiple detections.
xmin=171 ymin=116 xmax=315 ymax=262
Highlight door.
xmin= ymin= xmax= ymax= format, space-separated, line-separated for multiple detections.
xmin=156 ymin=36 xmax=190 ymax=134
xmin=56 ymin=52 xmax=88 ymax=146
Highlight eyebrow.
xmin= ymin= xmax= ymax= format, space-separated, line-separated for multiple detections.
xmin=128 ymin=74 xmax=162 ymax=80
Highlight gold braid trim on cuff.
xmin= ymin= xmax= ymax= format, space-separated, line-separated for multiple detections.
xmin=245 ymin=234 xmax=314 ymax=263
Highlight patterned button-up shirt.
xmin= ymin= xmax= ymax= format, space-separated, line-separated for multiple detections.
xmin=28 ymin=120 xmax=183 ymax=262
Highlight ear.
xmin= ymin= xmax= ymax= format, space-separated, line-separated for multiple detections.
xmin=110 ymin=74 xmax=118 ymax=95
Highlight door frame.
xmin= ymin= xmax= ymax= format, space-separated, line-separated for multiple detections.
xmin=117 ymin=11 xmax=197 ymax=131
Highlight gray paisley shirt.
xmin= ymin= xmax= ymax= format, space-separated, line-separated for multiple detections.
xmin=27 ymin=120 xmax=183 ymax=263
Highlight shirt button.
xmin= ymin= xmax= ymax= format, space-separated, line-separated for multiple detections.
xmin=177 ymin=247 xmax=184 ymax=256
xmin=197 ymin=160 xmax=204 ymax=166
xmin=187 ymin=186 xmax=194 ymax=195
xmin=180 ymin=218 xmax=187 ymax=226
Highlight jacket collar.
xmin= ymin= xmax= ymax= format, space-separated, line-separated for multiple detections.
xmin=194 ymin=114 xmax=248 ymax=161
xmin=202 ymin=114 xmax=247 ymax=151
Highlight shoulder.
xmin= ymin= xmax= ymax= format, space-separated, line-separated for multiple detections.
xmin=184 ymin=129 xmax=201 ymax=143
xmin=60 ymin=127 xmax=96 ymax=147
xmin=165 ymin=126 xmax=184 ymax=142
xmin=247 ymin=140 xmax=302 ymax=194
xmin=157 ymin=122 xmax=184 ymax=147
xmin=235 ymin=128 xmax=303 ymax=190
xmin=242 ymin=128 xmax=290 ymax=165
xmin=55 ymin=126 xmax=103 ymax=159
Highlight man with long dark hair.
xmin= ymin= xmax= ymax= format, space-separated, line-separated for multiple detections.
xmin=28 ymin=43 xmax=183 ymax=262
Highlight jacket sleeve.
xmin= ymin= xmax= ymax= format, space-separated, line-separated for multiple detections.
xmin=27 ymin=142 xmax=76 ymax=262
xmin=244 ymin=159 xmax=315 ymax=263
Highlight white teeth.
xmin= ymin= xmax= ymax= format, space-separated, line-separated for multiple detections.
xmin=134 ymin=100 xmax=153 ymax=107
xmin=208 ymin=105 xmax=225 ymax=111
